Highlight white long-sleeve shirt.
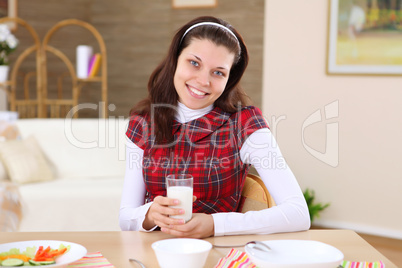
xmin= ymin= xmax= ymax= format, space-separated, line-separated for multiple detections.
xmin=119 ymin=103 xmax=310 ymax=236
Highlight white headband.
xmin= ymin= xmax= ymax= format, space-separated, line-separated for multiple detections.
xmin=181 ymin=22 xmax=239 ymax=44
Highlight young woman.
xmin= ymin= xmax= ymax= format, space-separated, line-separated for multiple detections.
xmin=119 ymin=16 xmax=310 ymax=238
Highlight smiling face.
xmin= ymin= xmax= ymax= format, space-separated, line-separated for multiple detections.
xmin=174 ymin=38 xmax=236 ymax=110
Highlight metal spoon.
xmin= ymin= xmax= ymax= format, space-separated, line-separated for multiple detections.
xmin=129 ymin=258 xmax=146 ymax=268
xmin=214 ymin=240 xmax=271 ymax=252
xmin=213 ymin=243 xmax=248 ymax=248
xmin=245 ymin=240 xmax=272 ymax=252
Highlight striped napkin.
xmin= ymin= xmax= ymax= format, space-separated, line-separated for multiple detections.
xmin=214 ymin=248 xmax=385 ymax=268
xmin=341 ymin=260 xmax=385 ymax=268
xmin=214 ymin=248 xmax=256 ymax=268
xmin=67 ymin=252 xmax=115 ymax=268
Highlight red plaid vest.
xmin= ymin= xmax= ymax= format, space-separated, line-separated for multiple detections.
xmin=126 ymin=106 xmax=268 ymax=213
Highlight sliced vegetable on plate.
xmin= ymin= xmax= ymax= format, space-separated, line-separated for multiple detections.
xmin=0 ymin=244 xmax=69 ymax=266
xmin=0 ymin=240 xmax=86 ymax=267
xmin=1 ymin=258 xmax=24 ymax=267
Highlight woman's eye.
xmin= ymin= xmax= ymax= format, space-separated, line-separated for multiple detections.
xmin=214 ymin=70 xmax=224 ymax=76
xmin=190 ymin=60 xmax=199 ymax=67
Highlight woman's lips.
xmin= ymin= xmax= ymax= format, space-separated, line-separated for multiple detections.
xmin=187 ymin=85 xmax=208 ymax=99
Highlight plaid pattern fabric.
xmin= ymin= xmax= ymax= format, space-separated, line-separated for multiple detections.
xmin=126 ymin=106 xmax=268 ymax=213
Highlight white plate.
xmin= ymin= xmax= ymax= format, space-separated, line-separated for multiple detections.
xmin=245 ymin=240 xmax=343 ymax=268
xmin=0 ymin=240 xmax=87 ymax=267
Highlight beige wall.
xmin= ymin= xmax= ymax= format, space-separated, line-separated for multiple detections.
xmin=263 ymin=0 xmax=402 ymax=238
xmin=15 ymin=0 xmax=264 ymax=118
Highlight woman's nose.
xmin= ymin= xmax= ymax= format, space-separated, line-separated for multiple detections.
xmin=197 ymin=71 xmax=210 ymax=87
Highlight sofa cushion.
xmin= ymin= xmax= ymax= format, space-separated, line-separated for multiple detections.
xmin=0 ymin=136 xmax=55 ymax=184
xmin=18 ymin=177 xmax=124 ymax=231
xmin=15 ymin=118 xmax=128 ymax=179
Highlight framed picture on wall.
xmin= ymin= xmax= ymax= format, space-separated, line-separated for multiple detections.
xmin=327 ymin=0 xmax=402 ymax=75
xmin=0 ymin=0 xmax=18 ymax=31
xmin=172 ymin=0 xmax=217 ymax=9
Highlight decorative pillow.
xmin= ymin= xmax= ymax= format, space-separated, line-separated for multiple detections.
xmin=0 ymin=160 xmax=8 ymax=181
xmin=0 ymin=182 xmax=23 ymax=231
xmin=0 ymin=119 xmax=21 ymax=181
xmin=0 ymin=135 xmax=54 ymax=184
xmin=0 ymin=120 xmax=21 ymax=141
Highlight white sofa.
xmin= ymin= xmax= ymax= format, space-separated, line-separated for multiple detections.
xmin=14 ymin=118 xmax=128 ymax=232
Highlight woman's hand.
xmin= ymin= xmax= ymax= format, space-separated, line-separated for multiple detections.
xmin=143 ymin=195 xmax=186 ymax=230
xmin=160 ymin=213 xmax=215 ymax=238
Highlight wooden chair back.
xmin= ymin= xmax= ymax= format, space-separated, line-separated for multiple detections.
xmin=238 ymin=173 xmax=276 ymax=213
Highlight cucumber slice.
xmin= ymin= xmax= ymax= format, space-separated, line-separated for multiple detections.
xmin=28 ymin=260 xmax=56 ymax=266
xmin=1 ymin=258 xmax=24 ymax=267
xmin=28 ymin=260 xmax=40 ymax=266
xmin=38 ymin=261 xmax=55 ymax=265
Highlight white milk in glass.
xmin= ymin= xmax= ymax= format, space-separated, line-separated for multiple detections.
xmin=167 ymin=186 xmax=193 ymax=222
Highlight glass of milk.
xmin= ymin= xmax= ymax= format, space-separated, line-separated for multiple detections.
xmin=166 ymin=174 xmax=193 ymax=222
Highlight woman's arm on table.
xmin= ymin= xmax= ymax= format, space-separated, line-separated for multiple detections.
xmin=211 ymin=128 xmax=311 ymax=236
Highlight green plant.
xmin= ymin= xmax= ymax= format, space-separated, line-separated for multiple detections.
xmin=303 ymin=188 xmax=330 ymax=223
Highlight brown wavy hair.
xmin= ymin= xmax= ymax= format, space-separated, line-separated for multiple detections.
xmin=130 ymin=16 xmax=250 ymax=144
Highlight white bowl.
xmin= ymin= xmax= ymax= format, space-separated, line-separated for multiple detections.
xmin=151 ymin=238 xmax=212 ymax=268
xmin=245 ymin=240 xmax=344 ymax=268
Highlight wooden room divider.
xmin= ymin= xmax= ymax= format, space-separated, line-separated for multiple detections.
xmin=0 ymin=17 xmax=108 ymax=118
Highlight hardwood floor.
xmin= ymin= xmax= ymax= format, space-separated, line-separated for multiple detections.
xmin=358 ymin=233 xmax=402 ymax=267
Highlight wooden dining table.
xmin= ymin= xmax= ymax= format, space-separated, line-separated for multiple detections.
xmin=0 ymin=229 xmax=397 ymax=267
